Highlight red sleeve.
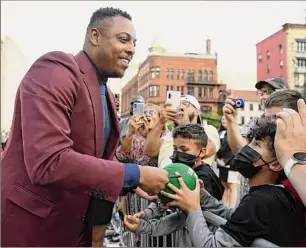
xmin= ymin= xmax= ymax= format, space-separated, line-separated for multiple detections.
xmin=20 ymin=52 xmax=124 ymax=202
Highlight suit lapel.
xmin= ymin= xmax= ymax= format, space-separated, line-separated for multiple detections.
xmin=104 ymin=87 xmax=120 ymax=159
xmin=75 ymin=51 xmax=103 ymax=158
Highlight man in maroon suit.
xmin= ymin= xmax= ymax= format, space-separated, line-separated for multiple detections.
xmin=1 ymin=7 xmax=169 ymax=247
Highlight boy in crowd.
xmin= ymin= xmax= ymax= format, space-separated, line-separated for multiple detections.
xmin=124 ymin=124 xmax=224 ymax=246
xmin=169 ymin=124 xmax=224 ymax=200
xmin=136 ymin=124 xmax=223 ymax=220
xmin=158 ymin=117 xmax=305 ymax=247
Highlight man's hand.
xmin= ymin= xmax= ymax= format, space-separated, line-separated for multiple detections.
xmin=134 ymin=211 xmax=145 ymax=219
xmin=199 ymin=179 xmax=205 ymax=197
xmin=133 ymin=187 xmax=158 ymax=201
xmin=124 ymin=215 xmax=141 ymax=232
xmin=222 ymin=96 xmax=239 ymax=124
xmin=160 ymin=104 xmax=178 ymax=125
xmin=160 ymin=173 xmax=201 ymax=214
xmin=275 ymin=99 xmax=306 ymax=167
xmin=138 ymin=166 xmax=169 ymax=195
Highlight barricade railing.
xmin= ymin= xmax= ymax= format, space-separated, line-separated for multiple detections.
xmin=122 ymin=193 xmax=278 ymax=247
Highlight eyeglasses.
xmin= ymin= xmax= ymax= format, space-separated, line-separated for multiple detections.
xmin=256 ymin=89 xmax=275 ymax=96
xmin=180 ymin=101 xmax=192 ymax=108
xmin=144 ymin=110 xmax=157 ymax=116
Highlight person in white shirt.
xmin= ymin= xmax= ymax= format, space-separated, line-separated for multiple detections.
xmin=144 ymin=95 xmax=220 ymax=168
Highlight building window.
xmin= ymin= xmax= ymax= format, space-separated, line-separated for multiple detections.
xmin=279 ymin=44 xmax=283 ymax=54
xmin=249 ymin=103 xmax=253 ymax=111
xmin=258 ymin=54 xmax=262 ymax=62
xmin=151 ymin=67 xmax=155 ymax=79
xmin=204 ymin=87 xmax=208 ymax=98
xmin=279 ymin=60 xmax=283 ymax=69
xmin=176 ymin=86 xmax=180 ymax=91
xmin=198 ymin=70 xmax=202 ymax=81
xmin=267 ymin=64 xmax=270 ymax=73
xmin=295 ymin=73 xmax=305 ymax=87
xmin=166 ymin=68 xmax=169 ymax=79
xmin=176 ymin=69 xmax=180 ymax=80
xmin=198 ymin=87 xmax=203 ymax=98
xmin=203 ymin=70 xmax=208 ymax=81
xmin=180 ymin=69 xmax=185 ymax=80
xmin=296 ymin=41 xmax=306 ymax=52
xmin=201 ymin=106 xmax=212 ymax=113
xmin=241 ymin=116 xmax=245 ymax=125
xmin=297 ymin=58 xmax=306 ymax=67
xmin=266 ymin=50 xmax=270 ymax=60
xmin=178 ymin=86 xmax=184 ymax=95
xmin=170 ymin=69 xmax=174 ymax=79
xmin=187 ymin=71 xmax=194 ymax=83
xmin=156 ymin=67 xmax=160 ymax=78
xmin=209 ymin=87 xmax=213 ymax=98
xmin=258 ymin=104 xmax=262 ymax=111
xmin=187 ymin=86 xmax=194 ymax=96
xmin=149 ymin=85 xmax=159 ymax=97
xmin=208 ymin=71 xmax=213 ymax=81
xmin=166 ymin=85 xmax=174 ymax=91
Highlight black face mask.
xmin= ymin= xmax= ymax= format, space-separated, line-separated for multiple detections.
xmin=170 ymin=151 xmax=200 ymax=167
xmin=232 ymin=145 xmax=263 ymax=179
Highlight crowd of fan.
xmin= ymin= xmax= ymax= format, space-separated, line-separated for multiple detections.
xmin=102 ymin=77 xmax=306 ymax=247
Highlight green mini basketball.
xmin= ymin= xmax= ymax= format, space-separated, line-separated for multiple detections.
xmin=158 ymin=163 xmax=198 ymax=204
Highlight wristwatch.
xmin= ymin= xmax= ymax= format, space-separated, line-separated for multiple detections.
xmin=284 ymin=152 xmax=306 ymax=177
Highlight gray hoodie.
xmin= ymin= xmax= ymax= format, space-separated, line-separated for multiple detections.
xmin=136 ymin=190 xmax=241 ymax=247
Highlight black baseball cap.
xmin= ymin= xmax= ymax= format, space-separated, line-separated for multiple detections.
xmin=255 ymin=77 xmax=288 ymax=90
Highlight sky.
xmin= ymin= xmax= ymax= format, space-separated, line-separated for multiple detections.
xmin=1 ymin=1 xmax=305 ymax=90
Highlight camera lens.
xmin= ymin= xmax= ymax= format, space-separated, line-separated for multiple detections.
xmin=236 ymin=100 xmax=241 ymax=106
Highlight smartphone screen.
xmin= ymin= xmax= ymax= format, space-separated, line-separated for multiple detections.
xmin=166 ymin=91 xmax=181 ymax=109
xmin=133 ymin=102 xmax=144 ymax=116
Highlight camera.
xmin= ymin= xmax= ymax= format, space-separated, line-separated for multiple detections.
xmin=233 ymin=98 xmax=245 ymax=109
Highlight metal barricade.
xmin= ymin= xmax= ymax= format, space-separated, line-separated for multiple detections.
xmin=203 ymin=211 xmax=279 ymax=247
xmin=122 ymin=193 xmax=174 ymax=247
xmin=123 ymin=193 xmax=278 ymax=247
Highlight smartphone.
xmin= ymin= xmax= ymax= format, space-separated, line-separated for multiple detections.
xmin=133 ymin=102 xmax=144 ymax=115
xmin=166 ymin=91 xmax=181 ymax=109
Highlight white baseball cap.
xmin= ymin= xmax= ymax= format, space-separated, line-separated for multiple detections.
xmin=180 ymin=95 xmax=201 ymax=110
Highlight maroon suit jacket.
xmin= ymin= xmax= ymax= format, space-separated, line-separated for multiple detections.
xmin=1 ymin=51 xmax=125 ymax=246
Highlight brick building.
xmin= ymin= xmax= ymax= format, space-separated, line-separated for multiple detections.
xmin=121 ymin=38 xmax=226 ymax=116
xmin=256 ymin=23 xmax=306 ymax=90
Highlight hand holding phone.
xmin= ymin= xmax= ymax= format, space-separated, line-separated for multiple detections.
xmin=133 ymin=102 xmax=144 ymax=115
xmin=166 ymin=91 xmax=181 ymax=109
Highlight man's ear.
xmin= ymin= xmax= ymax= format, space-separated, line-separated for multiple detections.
xmin=199 ymin=147 xmax=207 ymax=159
xmin=88 ymin=28 xmax=100 ymax=46
xmin=269 ymin=160 xmax=283 ymax=172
